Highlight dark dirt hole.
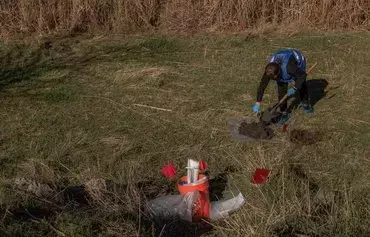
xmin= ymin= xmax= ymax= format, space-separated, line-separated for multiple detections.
xmin=238 ymin=122 xmax=274 ymax=139
xmin=289 ymin=129 xmax=324 ymax=145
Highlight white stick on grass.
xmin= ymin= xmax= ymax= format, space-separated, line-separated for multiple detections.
xmin=133 ymin=104 xmax=173 ymax=112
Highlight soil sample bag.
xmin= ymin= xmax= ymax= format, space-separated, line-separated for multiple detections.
xmin=147 ymin=191 xmax=200 ymax=222
xmin=209 ymin=193 xmax=245 ymax=221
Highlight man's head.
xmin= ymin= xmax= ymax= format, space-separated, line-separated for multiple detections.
xmin=264 ymin=62 xmax=280 ymax=80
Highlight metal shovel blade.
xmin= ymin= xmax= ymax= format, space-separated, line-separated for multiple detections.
xmin=261 ymin=111 xmax=273 ymax=123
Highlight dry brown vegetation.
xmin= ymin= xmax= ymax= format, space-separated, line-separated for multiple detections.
xmin=0 ymin=0 xmax=369 ymax=37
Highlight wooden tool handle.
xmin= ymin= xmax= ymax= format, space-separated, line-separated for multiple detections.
xmin=307 ymin=62 xmax=317 ymax=75
xmin=271 ymin=94 xmax=288 ymax=110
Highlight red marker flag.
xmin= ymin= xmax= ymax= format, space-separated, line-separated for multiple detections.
xmin=251 ymin=168 xmax=271 ymax=184
xmin=161 ymin=163 xmax=177 ymax=179
xmin=199 ymin=160 xmax=208 ymax=171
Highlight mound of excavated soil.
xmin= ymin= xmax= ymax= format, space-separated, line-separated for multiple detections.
xmin=238 ymin=122 xmax=274 ymax=139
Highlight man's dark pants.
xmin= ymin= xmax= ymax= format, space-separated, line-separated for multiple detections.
xmin=276 ymin=80 xmax=309 ymax=113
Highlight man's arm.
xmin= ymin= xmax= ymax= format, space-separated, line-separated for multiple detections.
xmin=287 ymin=56 xmax=307 ymax=90
xmin=256 ymin=74 xmax=270 ymax=102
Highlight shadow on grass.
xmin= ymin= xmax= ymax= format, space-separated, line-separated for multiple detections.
xmin=0 ymin=52 xmax=43 ymax=90
xmin=1 ymin=178 xmax=216 ymax=236
xmin=283 ymin=78 xmax=328 ymax=118
xmin=154 ymin=220 xmax=212 ymax=237
xmin=208 ymin=165 xmax=238 ymax=201
xmin=1 ymin=165 xmax=240 ymax=236
xmin=307 ymin=79 xmax=329 ymax=106
xmin=0 ymin=37 xmax=171 ymax=93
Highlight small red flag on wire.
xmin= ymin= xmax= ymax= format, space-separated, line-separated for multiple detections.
xmin=251 ymin=168 xmax=271 ymax=184
xmin=161 ymin=163 xmax=177 ymax=179
xmin=199 ymin=160 xmax=208 ymax=171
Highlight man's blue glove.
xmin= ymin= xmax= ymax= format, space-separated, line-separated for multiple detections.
xmin=287 ymin=87 xmax=297 ymax=96
xmin=252 ymin=103 xmax=261 ymax=113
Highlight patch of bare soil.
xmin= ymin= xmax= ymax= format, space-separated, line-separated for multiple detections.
xmin=289 ymin=129 xmax=324 ymax=145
